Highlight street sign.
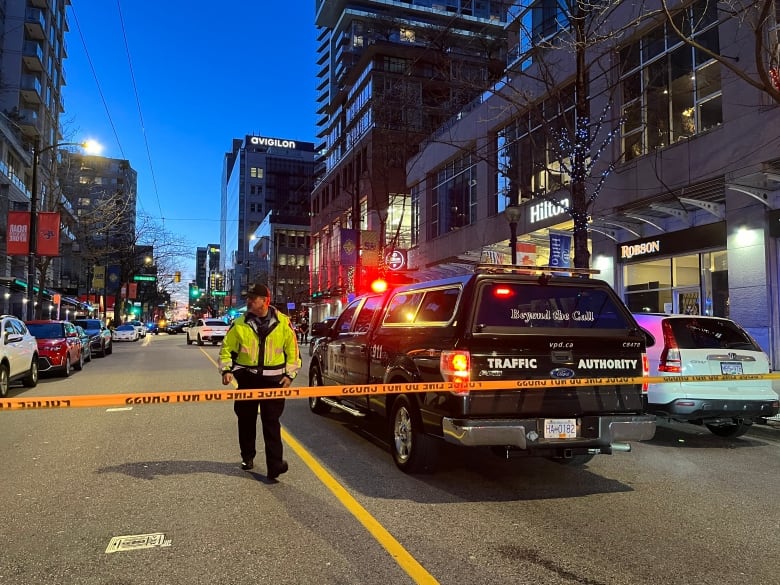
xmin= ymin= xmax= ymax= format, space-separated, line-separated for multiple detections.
xmin=133 ymin=275 xmax=156 ymax=282
xmin=212 ymin=291 xmax=227 ymax=296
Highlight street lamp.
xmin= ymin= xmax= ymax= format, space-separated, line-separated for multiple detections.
xmin=27 ymin=139 xmax=102 ymax=320
xmin=504 ymin=204 xmax=522 ymax=265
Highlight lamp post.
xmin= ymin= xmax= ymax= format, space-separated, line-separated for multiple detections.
xmin=26 ymin=139 xmax=102 ymax=320
xmin=504 ymin=204 xmax=522 ymax=266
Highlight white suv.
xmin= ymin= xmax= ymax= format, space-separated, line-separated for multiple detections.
xmin=0 ymin=315 xmax=39 ymax=397
xmin=633 ymin=312 xmax=779 ymax=437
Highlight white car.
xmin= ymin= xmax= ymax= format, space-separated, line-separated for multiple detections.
xmin=187 ymin=318 xmax=230 ymax=346
xmin=129 ymin=320 xmax=147 ymax=338
xmin=0 ymin=314 xmax=39 ymax=397
xmin=633 ymin=312 xmax=780 ymax=437
xmin=112 ymin=323 xmax=139 ymax=342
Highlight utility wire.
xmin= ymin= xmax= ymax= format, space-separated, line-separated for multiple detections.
xmin=69 ymin=6 xmax=126 ymax=160
xmin=116 ymin=0 xmax=165 ymax=225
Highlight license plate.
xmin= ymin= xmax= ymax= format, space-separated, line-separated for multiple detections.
xmin=544 ymin=418 xmax=577 ymax=439
xmin=721 ymin=362 xmax=743 ymax=375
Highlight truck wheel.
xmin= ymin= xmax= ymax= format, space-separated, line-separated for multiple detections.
xmin=308 ymin=366 xmax=331 ymax=414
xmin=389 ymin=394 xmax=438 ymax=473
xmin=706 ymin=420 xmax=752 ymax=438
xmin=549 ymin=453 xmax=595 ymax=466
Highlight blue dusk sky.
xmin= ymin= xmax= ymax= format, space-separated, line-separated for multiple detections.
xmin=63 ymin=2 xmax=318 ymax=279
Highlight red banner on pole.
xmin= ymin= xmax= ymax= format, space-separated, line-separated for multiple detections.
xmin=7 ymin=211 xmax=30 ymax=255
xmin=128 ymin=283 xmax=138 ymax=299
xmin=37 ymin=212 xmax=61 ymax=256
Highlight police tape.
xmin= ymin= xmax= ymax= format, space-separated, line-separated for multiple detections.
xmin=2 ymin=372 xmax=779 ymax=411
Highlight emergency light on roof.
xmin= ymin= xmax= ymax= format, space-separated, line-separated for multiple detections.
xmin=474 ymin=263 xmax=600 ymax=276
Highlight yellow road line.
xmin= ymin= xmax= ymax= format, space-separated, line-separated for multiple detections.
xmin=201 ymin=348 xmax=439 ymax=584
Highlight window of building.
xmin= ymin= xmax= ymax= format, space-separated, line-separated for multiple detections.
xmin=496 ymin=86 xmax=575 ymax=208
xmin=250 ymin=167 xmax=264 ymax=179
xmin=620 ymin=0 xmax=722 ymax=161
xmin=430 ymin=152 xmax=477 ymax=238
xmin=400 ymin=28 xmax=415 ymax=43
xmin=623 ymin=250 xmax=728 ymax=316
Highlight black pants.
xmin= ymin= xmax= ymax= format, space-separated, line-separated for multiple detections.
xmin=232 ymin=370 xmax=286 ymax=470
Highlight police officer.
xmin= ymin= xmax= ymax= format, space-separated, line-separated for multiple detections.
xmin=220 ymin=282 xmax=301 ymax=480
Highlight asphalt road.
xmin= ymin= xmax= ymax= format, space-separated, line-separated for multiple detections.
xmin=1 ymin=334 xmax=778 ymax=585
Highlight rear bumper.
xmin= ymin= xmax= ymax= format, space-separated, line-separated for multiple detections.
xmin=649 ymin=398 xmax=780 ymax=421
xmin=441 ymin=414 xmax=656 ymax=449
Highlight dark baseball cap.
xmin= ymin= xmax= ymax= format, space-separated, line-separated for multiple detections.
xmin=244 ymin=282 xmax=271 ymax=298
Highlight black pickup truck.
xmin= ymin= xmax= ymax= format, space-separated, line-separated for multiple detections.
xmin=308 ymin=265 xmax=655 ymax=473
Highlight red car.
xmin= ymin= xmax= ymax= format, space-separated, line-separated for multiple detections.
xmin=25 ymin=320 xmax=84 ymax=377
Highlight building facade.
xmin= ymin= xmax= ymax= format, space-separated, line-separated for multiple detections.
xmin=58 ymin=152 xmax=138 ymax=320
xmin=406 ymin=1 xmax=780 ymax=365
xmin=220 ymin=134 xmax=315 ymax=308
xmin=0 ymin=0 xmax=70 ymax=317
xmin=309 ymin=0 xmax=512 ymax=322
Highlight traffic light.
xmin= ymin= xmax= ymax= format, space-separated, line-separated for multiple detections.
xmin=189 ymin=283 xmax=200 ymax=299
xmin=174 ymin=271 xmax=181 ymax=283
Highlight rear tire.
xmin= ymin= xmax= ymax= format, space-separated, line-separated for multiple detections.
xmin=197 ymin=335 xmax=204 ymax=346
xmin=22 ymin=359 xmax=38 ymax=388
xmin=389 ymin=394 xmax=438 ymax=473
xmin=706 ymin=420 xmax=752 ymax=438
xmin=75 ymin=351 xmax=84 ymax=371
xmin=0 ymin=364 xmax=9 ymax=397
xmin=308 ymin=367 xmax=331 ymax=414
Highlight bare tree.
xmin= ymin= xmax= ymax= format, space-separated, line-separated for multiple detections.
xmin=662 ymin=0 xmax=780 ymax=104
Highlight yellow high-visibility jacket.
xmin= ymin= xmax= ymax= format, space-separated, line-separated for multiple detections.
xmin=219 ymin=308 xmax=301 ymax=379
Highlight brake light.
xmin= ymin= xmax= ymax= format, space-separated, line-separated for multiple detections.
xmin=440 ymin=350 xmax=470 ymax=395
xmin=658 ymin=320 xmax=682 ymax=373
xmin=642 ymin=352 xmax=649 ymax=392
xmin=493 ymin=286 xmax=513 ymax=298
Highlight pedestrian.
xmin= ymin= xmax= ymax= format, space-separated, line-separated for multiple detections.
xmin=300 ymin=320 xmax=309 ymax=343
xmin=219 ymin=282 xmax=301 ymax=480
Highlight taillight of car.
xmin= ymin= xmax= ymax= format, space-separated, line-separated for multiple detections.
xmin=658 ymin=320 xmax=682 ymax=373
xmin=440 ymin=350 xmax=470 ymax=395
xmin=642 ymin=352 xmax=649 ymax=392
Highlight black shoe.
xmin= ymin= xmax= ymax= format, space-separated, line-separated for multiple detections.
xmin=241 ymin=459 xmax=254 ymax=471
xmin=267 ymin=460 xmax=288 ymax=480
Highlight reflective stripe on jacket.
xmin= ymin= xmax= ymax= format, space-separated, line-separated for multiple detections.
xmin=219 ymin=308 xmax=301 ymax=379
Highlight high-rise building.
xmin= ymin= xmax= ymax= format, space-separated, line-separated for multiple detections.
xmin=0 ymin=0 xmax=71 ymax=316
xmin=58 ymin=152 xmax=138 ymax=319
xmin=220 ymin=134 xmax=316 ymax=307
xmin=310 ymin=0 xmax=510 ymax=320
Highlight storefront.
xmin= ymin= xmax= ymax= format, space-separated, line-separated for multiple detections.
xmin=618 ymin=222 xmax=727 ymax=316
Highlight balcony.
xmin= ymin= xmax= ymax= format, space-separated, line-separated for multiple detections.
xmin=24 ymin=8 xmax=46 ymax=41
xmin=17 ymin=108 xmax=40 ymax=136
xmin=22 ymin=41 xmax=44 ymax=71
xmin=20 ymin=74 xmax=42 ymax=104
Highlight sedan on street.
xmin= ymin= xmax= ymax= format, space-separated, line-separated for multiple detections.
xmin=112 ymin=323 xmax=140 ymax=342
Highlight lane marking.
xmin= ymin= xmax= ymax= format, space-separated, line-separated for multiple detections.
xmin=202 ymin=349 xmax=440 ymax=584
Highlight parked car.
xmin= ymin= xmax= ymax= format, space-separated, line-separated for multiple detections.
xmin=309 ymin=267 xmax=654 ymax=472
xmin=308 ymin=317 xmax=337 ymax=356
xmin=633 ymin=312 xmax=780 ymax=437
xmin=25 ymin=320 xmax=84 ymax=377
xmin=129 ymin=320 xmax=147 ymax=338
xmin=112 ymin=323 xmax=140 ymax=342
xmin=0 ymin=314 xmax=39 ymax=396
xmin=73 ymin=318 xmax=113 ymax=357
xmin=74 ymin=325 xmax=92 ymax=363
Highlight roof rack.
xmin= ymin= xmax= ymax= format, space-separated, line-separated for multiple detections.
xmin=474 ymin=263 xmax=601 ymax=276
